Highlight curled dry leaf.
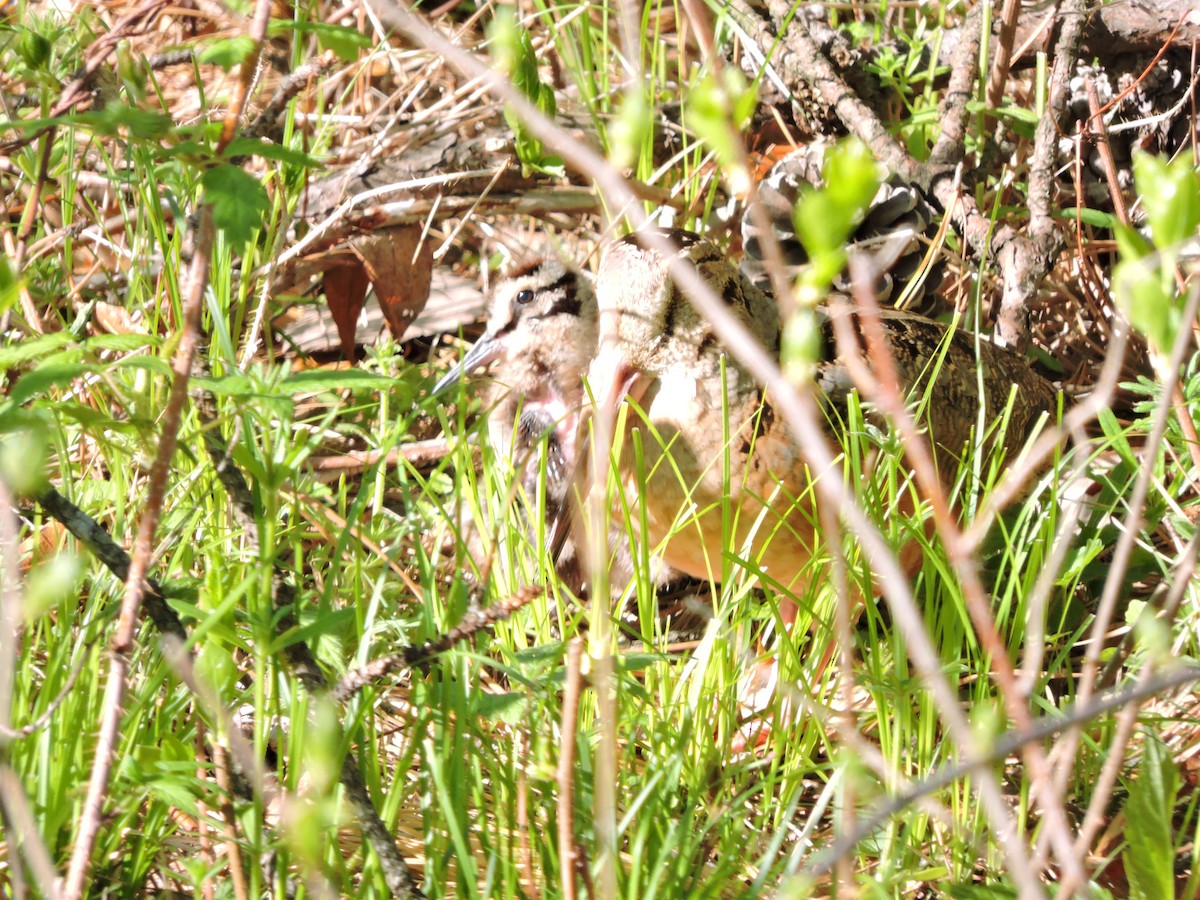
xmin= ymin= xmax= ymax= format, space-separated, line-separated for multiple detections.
xmin=93 ymin=301 xmax=148 ymax=336
xmin=349 ymin=225 xmax=434 ymax=346
xmin=322 ymin=254 xmax=372 ymax=360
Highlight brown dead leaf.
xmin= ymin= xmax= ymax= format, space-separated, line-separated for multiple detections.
xmin=323 ymin=256 xmax=371 ymax=361
xmin=349 ymin=225 xmax=433 ymax=345
xmin=93 ymin=301 xmax=148 ymax=336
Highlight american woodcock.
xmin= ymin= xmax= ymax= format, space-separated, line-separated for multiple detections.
xmin=589 ymin=229 xmax=1057 ymax=593
xmin=433 ymin=256 xmax=594 ymax=544
xmin=433 ymin=253 xmax=699 ymax=606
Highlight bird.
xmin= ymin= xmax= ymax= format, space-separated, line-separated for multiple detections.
xmin=432 ymin=252 xmax=702 ymax=609
xmin=432 ymin=254 xmax=595 ymax=566
xmin=588 ymin=228 xmax=1057 ymax=596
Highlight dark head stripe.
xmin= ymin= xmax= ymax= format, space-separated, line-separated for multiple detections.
xmin=543 ymin=271 xmax=582 ymax=318
xmin=623 ymin=228 xmax=704 ymax=252
xmin=662 ymin=288 xmax=681 ymax=338
xmin=721 ymin=277 xmax=749 ymax=312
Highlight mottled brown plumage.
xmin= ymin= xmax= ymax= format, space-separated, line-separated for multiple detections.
xmin=590 ymin=229 xmax=1057 ymax=591
xmin=435 ymin=255 xmax=697 ymax=601
xmin=813 ymin=304 xmax=1059 ymax=463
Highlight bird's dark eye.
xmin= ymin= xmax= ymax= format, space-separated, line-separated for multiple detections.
xmin=515 ymin=288 xmax=535 ymax=306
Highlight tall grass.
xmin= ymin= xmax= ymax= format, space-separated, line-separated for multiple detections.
xmin=2 ymin=1 xmax=1198 ymax=897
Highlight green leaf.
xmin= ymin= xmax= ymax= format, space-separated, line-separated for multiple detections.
xmin=17 ymin=30 xmax=51 ymax=70
xmin=1134 ymin=152 xmax=1200 ymax=251
xmin=0 ymin=406 xmax=49 ymax=438
xmin=687 ymin=69 xmax=754 ymax=192
xmin=1123 ymin=733 xmax=1179 ymax=900
xmin=316 ymin=26 xmax=371 ymax=60
xmin=270 ymin=20 xmax=372 ymax=61
xmin=823 ymin=139 xmax=883 ymax=224
xmin=83 ymin=102 xmax=173 ymax=141
xmin=199 ymin=36 xmax=256 ymax=71
xmin=616 ymin=652 xmax=666 ymax=673
xmin=24 ymin=552 xmax=83 ymax=621
xmin=0 ymin=332 xmax=74 ymax=370
xmin=311 ymin=22 xmax=371 ymax=60
xmin=196 ymin=633 xmax=239 ymax=694
xmin=53 ymin=400 xmax=141 ymax=432
xmin=609 ymin=86 xmax=650 ymax=170
xmin=189 ymin=372 xmax=261 ymax=397
xmin=116 ymin=40 xmax=147 ymax=104
xmin=223 ymin=137 xmax=323 ymax=168
xmin=1097 ymin=406 xmax=1136 ymax=469
xmin=1058 ymin=206 xmax=1121 ymax=229
xmin=10 ymin=361 xmax=92 ymax=406
xmin=0 ymin=423 xmax=49 ymax=496
xmin=87 ymin=333 xmax=161 ymax=352
xmin=489 ymin=10 xmax=562 ymax=177
xmin=781 ymin=307 xmax=823 ymax=383
xmin=280 ymin=369 xmax=395 ymax=392
xmin=157 ymin=139 xmax=212 ymax=162
xmin=1114 ymin=257 xmax=1183 ymax=356
xmin=0 ymin=112 xmax=78 ymax=137
xmin=795 ymin=139 xmax=881 ymax=263
xmin=0 ymin=253 xmax=18 ymax=316
xmin=111 ymin=355 xmax=173 ymax=378
xmin=201 ymin=165 xmax=270 ymax=246
xmin=1114 ymin=222 xmax=1153 ymax=263
xmin=478 ymin=691 xmax=528 ymax=725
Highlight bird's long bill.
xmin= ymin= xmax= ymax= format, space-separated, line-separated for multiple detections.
xmin=430 ymin=331 xmax=504 ymax=398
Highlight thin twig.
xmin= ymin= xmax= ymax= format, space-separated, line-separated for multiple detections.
xmin=986 ymin=0 xmax=1023 ymax=110
xmin=332 ymin=587 xmax=541 ymax=701
xmin=0 ymin=486 xmax=55 ymax=897
xmin=11 ymin=128 xmax=53 ymax=333
xmin=23 ymin=490 xmax=279 ymax=898
xmin=817 ymin=501 xmax=856 ymax=893
xmin=995 ymin=0 xmax=1093 ymax=349
xmin=1085 ymin=78 xmax=1129 ymax=226
xmin=1084 ymin=78 xmax=1200 ymax=477
xmin=60 ymin=197 xmax=217 ymax=900
xmin=0 ymin=477 xmax=22 ymax=742
xmin=0 ymin=649 xmax=89 ymax=741
xmin=761 ymin=0 xmax=911 ymax=179
xmin=516 ymin=728 xmax=538 ymax=898
xmin=218 ymin=0 xmax=273 ymax=149
xmin=809 ymin=661 xmax=1200 ymax=877
xmin=62 ymin=0 xmax=271 ymax=890
xmin=1060 ymin=531 xmax=1200 ymax=895
xmin=244 ymin=58 xmax=337 ymax=141
xmin=193 ymin=728 xmax=218 ymax=900
xmin=302 ymin=438 xmax=467 ymax=478
xmin=384 ymin=9 xmax=1045 ymax=892
xmin=193 ymin=383 xmax=424 ymax=897
xmin=211 ymin=741 xmax=250 ymax=900
xmin=840 ymin=259 xmax=1085 ymax=889
xmin=0 ymin=766 xmax=62 ymax=898
xmin=1047 ymin=282 xmax=1200 ymax=874
xmin=34 ymin=488 xmax=188 ymax=641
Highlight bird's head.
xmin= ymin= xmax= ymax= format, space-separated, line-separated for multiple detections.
xmin=431 ymin=256 xmax=597 ymax=397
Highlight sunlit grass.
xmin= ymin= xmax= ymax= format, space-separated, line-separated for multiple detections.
xmin=4 ymin=0 xmax=1200 ymax=896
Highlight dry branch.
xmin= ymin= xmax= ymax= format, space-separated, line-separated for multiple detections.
xmin=385 ymin=8 xmax=1051 ymax=889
